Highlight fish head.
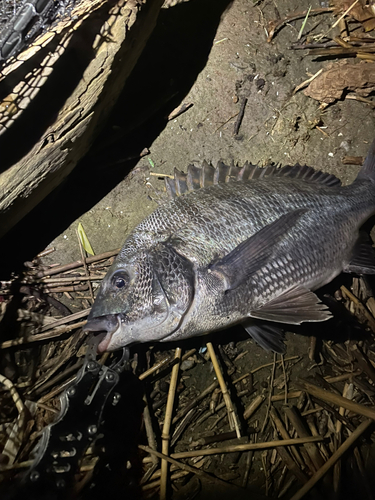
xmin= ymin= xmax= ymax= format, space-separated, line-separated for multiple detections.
xmin=84 ymin=244 xmax=195 ymax=352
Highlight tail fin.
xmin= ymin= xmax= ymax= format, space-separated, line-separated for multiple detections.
xmin=357 ymin=138 xmax=375 ymax=183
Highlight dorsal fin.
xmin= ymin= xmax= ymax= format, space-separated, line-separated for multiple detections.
xmin=164 ymin=161 xmax=341 ymax=200
xmin=276 ymin=164 xmax=341 ymax=187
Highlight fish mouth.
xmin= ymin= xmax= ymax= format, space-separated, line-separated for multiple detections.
xmin=83 ymin=315 xmax=120 ymax=353
xmin=97 ymin=331 xmax=114 ymax=353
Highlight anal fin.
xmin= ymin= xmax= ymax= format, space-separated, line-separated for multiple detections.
xmin=249 ymin=285 xmax=332 ymax=325
xmin=243 ymin=321 xmax=286 ymax=354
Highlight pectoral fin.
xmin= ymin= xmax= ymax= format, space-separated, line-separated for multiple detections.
xmin=249 ymin=285 xmax=332 ymax=324
xmin=210 ymin=209 xmax=307 ymax=291
xmin=243 ymin=321 xmax=286 ymax=354
xmin=344 ymin=234 xmax=375 ymax=275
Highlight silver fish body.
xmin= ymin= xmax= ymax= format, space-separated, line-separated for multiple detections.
xmin=84 ymin=142 xmax=375 ymax=353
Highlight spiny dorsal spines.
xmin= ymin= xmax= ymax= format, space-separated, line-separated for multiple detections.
xmin=216 ymin=161 xmax=232 ymax=184
xmin=201 ymin=162 xmax=216 ymax=188
xmin=187 ymin=164 xmax=201 ymax=191
xmin=165 ymin=176 xmax=177 ymax=199
xmin=164 ymin=160 xmax=341 ymax=200
xmin=174 ymin=168 xmax=188 ymax=195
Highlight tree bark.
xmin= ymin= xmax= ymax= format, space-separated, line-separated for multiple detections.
xmin=0 ymin=0 xmax=164 ymax=238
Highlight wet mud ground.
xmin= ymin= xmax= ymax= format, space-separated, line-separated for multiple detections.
xmin=2 ymin=0 xmax=375 ymax=498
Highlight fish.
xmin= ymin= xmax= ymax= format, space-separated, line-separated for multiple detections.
xmin=83 ymin=140 xmax=375 ymax=354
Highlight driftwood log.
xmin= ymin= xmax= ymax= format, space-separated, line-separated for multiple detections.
xmin=0 ymin=0 xmax=164 ymax=238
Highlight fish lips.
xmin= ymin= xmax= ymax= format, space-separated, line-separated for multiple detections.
xmin=83 ymin=314 xmax=120 ymax=353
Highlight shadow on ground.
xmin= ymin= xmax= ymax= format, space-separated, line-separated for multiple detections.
xmin=0 ymin=0 xmax=233 ymax=277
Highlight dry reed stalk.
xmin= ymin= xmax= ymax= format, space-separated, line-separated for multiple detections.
xmin=206 ymin=342 xmax=241 ymax=438
xmin=76 ymin=229 xmax=94 ymax=303
xmin=243 ymin=394 xmax=265 ymax=420
xmin=305 ymin=417 xmax=330 ymax=461
xmin=261 ymin=353 xmax=277 ymax=433
xmin=350 ymin=345 xmax=375 ymax=386
xmin=143 ymin=470 xmax=190 ymax=492
xmin=242 ymin=449 xmax=254 ymax=487
xmin=139 ymin=444 xmax=243 ymax=490
xmin=160 ymin=347 xmax=182 ymax=500
xmin=0 ymin=320 xmax=87 ymax=349
xmin=37 ymin=375 xmax=77 ymax=404
xmin=325 ymin=371 xmax=362 ymax=384
xmin=341 ymin=285 xmax=375 ymax=331
xmin=139 ymin=356 xmax=172 ymax=381
xmin=38 ymin=308 xmax=91 ymax=332
xmin=281 ymin=354 xmax=288 ymax=404
xmin=173 ymin=379 xmax=218 ymax=424
xmin=171 ymin=436 xmax=324 ymax=459
xmin=139 ymin=348 xmax=195 ymax=381
xmin=269 ymin=430 xmax=309 ymax=485
xmin=284 ymin=406 xmax=325 ymax=472
xmin=0 ymin=460 xmax=34 ymax=472
xmin=315 ymin=0 xmax=360 ymax=41
xmin=271 ymin=391 xmax=302 ymax=402
xmin=40 ymin=275 xmax=105 ymax=283
xmin=36 ymin=249 xmax=120 ymax=278
xmin=190 ymin=430 xmax=237 ymax=448
xmin=290 ymin=419 xmax=373 ymax=500
xmin=270 ymin=407 xmax=305 ymax=469
xmin=298 ymin=379 xmax=375 ymax=420
xmin=143 ymin=396 xmax=158 ymax=466
xmin=0 ymin=373 xmax=27 ymax=465
xmin=334 ymin=383 xmax=353 ymax=493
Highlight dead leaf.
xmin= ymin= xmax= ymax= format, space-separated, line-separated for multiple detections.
xmin=304 ymin=60 xmax=375 ymax=104
xmin=332 ymin=0 xmax=375 ymax=23
xmin=363 ymin=16 xmax=375 ymax=31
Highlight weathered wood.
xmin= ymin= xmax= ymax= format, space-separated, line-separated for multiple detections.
xmin=0 ymin=0 xmax=164 ymax=238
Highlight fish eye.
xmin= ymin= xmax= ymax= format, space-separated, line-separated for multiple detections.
xmin=112 ymin=272 xmax=129 ymax=289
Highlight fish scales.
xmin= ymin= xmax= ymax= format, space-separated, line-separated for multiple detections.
xmin=84 ymin=141 xmax=375 ymax=354
xmin=133 ymin=180 xmax=370 ymax=337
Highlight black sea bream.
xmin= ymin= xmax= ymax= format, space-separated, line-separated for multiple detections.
xmin=84 ymin=140 xmax=375 ymax=354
